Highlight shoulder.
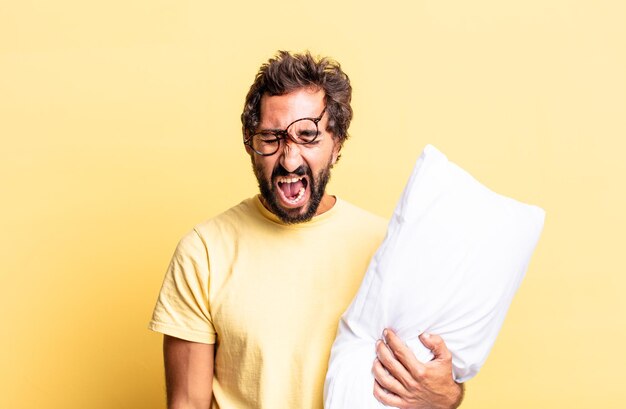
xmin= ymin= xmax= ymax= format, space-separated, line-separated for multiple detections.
xmin=169 ymin=197 xmax=258 ymax=259
xmin=336 ymin=198 xmax=387 ymax=225
xmin=191 ymin=197 xmax=259 ymax=240
xmin=337 ymin=199 xmax=386 ymax=222
xmin=333 ymin=198 xmax=388 ymax=237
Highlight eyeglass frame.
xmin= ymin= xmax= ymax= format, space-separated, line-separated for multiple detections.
xmin=244 ymin=107 xmax=327 ymax=156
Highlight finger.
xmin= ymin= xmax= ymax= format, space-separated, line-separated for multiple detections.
xmin=372 ymin=358 xmax=405 ymax=396
xmin=419 ymin=332 xmax=452 ymax=362
xmin=376 ymin=338 xmax=415 ymax=389
xmin=384 ymin=328 xmax=426 ymax=380
xmin=373 ymin=378 xmax=404 ymax=408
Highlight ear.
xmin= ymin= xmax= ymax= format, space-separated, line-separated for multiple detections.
xmin=331 ymin=141 xmax=341 ymax=165
xmin=245 ymin=144 xmax=253 ymax=156
xmin=243 ymin=135 xmax=254 ymax=156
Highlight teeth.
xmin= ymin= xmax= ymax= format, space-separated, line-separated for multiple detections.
xmin=277 ymin=176 xmax=303 ymax=184
xmin=287 ymin=187 xmax=306 ymax=204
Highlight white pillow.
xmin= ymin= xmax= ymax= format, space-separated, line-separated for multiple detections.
xmin=324 ymin=145 xmax=545 ymax=408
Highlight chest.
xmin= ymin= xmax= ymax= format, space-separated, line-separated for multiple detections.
xmin=215 ymin=249 xmax=367 ymax=341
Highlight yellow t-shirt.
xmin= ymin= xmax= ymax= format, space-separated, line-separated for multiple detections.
xmin=149 ymin=196 xmax=386 ymax=409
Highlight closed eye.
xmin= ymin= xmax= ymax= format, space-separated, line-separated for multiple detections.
xmin=296 ymin=130 xmax=320 ymax=143
xmin=256 ymin=131 xmax=282 ymax=142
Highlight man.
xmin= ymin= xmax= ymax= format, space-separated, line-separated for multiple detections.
xmin=149 ymin=51 xmax=463 ymax=409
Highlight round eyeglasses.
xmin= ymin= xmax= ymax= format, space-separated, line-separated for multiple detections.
xmin=244 ymin=107 xmax=326 ymax=156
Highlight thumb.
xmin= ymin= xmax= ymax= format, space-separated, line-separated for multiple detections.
xmin=419 ymin=332 xmax=452 ymax=361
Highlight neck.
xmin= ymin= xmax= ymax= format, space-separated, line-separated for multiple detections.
xmin=315 ymin=193 xmax=337 ymax=216
xmin=258 ymin=193 xmax=337 ymax=220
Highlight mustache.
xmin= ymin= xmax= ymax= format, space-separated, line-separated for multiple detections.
xmin=272 ymin=164 xmax=308 ymax=179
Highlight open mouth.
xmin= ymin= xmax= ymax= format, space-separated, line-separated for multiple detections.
xmin=276 ymin=175 xmax=309 ymax=205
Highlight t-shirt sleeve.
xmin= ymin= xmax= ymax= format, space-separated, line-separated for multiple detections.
xmin=148 ymin=228 xmax=216 ymax=344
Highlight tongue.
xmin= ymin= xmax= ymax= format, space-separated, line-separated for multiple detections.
xmin=280 ymin=180 xmax=304 ymax=198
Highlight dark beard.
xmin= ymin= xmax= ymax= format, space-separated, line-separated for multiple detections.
xmin=253 ymin=161 xmax=332 ymax=224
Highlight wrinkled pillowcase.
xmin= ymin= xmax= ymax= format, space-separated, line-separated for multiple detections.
xmin=324 ymin=145 xmax=545 ymax=408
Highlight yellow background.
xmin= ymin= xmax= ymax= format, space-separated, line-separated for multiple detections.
xmin=1 ymin=0 xmax=624 ymax=407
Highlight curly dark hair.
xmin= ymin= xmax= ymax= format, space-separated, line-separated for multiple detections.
xmin=241 ymin=50 xmax=353 ymax=146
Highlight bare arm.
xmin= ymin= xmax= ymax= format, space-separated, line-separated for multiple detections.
xmin=163 ymin=335 xmax=215 ymax=409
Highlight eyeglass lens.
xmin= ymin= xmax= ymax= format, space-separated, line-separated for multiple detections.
xmin=251 ymin=118 xmax=319 ymax=155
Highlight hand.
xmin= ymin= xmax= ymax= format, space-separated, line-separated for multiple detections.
xmin=372 ymin=329 xmax=464 ymax=409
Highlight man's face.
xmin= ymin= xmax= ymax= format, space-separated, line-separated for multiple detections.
xmin=248 ymin=88 xmax=340 ymax=224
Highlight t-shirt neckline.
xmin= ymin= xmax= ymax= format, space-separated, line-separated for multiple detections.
xmin=252 ymin=194 xmax=342 ymax=228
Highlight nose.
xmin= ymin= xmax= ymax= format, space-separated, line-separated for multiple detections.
xmin=278 ymin=139 xmax=303 ymax=173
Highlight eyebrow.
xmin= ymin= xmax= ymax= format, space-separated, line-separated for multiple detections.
xmin=257 ymin=109 xmax=325 ymax=133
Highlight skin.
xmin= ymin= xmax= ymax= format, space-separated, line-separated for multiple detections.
xmin=248 ymin=87 xmax=340 ymax=221
xmin=163 ymin=335 xmax=214 ymax=409
xmin=373 ymin=329 xmax=464 ymax=409
xmin=163 ymin=88 xmax=463 ymax=409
